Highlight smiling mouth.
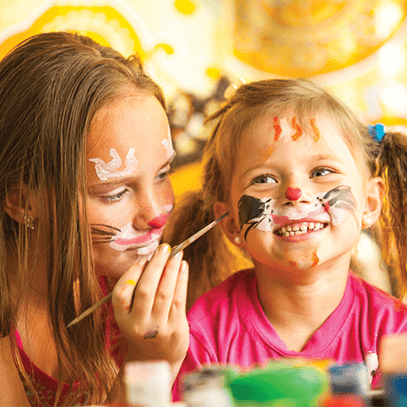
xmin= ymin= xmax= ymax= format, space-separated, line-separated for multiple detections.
xmin=275 ymin=221 xmax=328 ymax=237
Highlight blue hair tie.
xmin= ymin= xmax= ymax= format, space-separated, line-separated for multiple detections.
xmin=368 ymin=123 xmax=385 ymax=142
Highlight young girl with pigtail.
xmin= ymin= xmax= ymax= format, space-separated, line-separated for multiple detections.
xmin=166 ymin=78 xmax=407 ymax=399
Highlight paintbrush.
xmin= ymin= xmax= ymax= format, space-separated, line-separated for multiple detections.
xmin=67 ymin=211 xmax=230 ymax=328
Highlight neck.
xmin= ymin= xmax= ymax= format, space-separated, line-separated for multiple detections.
xmin=254 ymin=260 xmax=349 ymax=351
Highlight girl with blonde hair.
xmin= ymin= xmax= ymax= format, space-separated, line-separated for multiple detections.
xmin=167 ymin=78 xmax=407 ymax=399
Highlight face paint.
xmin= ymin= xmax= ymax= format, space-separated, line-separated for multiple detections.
xmin=162 ymin=127 xmax=175 ymax=159
xmin=291 ymin=117 xmax=303 ymax=141
xmin=310 ymin=118 xmax=320 ymax=142
xmin=108 ymin=222 xmax=162 ymax=254
xmin=285 ymin=187 xmax=302 ymax=201
xmin=89 ymin=148 xmax=138 ymax=181
xmin=273 ymin=117 xmax=282 ymax=141
xmin=148 ymin=213 xmax=170 ymax=229
xmin=91 ymin=224 xmax=121 ymax=244
xmin=271 ymin=117 xmax=321 ymax=145
xmin=238 ymin=185 xmax=357 ymax=239
xmin=280 ymin=117 xmax=294 ymax=144
xmin=147 ymin=203 xmax=174 ymax=228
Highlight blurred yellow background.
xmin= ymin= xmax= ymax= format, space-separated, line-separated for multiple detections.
xmin=2 ymin=0 xmax=407 ymax=199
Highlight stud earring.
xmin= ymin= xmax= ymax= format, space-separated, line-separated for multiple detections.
xmin=24 ymin=215 xmax=34 ymax=230
xmin=234 ymin=236 xmax=241 ymax=245
xmin=363 ymin=218 xmax=372 ymax=227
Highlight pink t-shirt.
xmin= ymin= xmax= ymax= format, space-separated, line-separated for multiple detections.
xmin=173 ymin=269 xmax=407 ymax=400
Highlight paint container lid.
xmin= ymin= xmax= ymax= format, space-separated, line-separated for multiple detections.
xmin=328 ymin=363 xmax=369 ymax=395
xmin=182 ymin=366 xmax=239 ymax=395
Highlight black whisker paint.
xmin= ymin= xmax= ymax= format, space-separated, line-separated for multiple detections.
xmin=238 ymin=195 xmax=269 ymax=240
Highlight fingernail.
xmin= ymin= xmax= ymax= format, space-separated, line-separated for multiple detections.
xmin=159 ymin=243 xmax=171 ymax=254
xmin=173 ymin=250 xmax=183 ymax=259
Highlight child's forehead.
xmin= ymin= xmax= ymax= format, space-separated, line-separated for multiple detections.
xmin=244 ymin=112 xmax=345 ymax=147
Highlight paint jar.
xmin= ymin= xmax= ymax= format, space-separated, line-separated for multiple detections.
xmin=124 ymin=360 xmax=171 ymax=406
xmin=182 ymin=366 xmax=238 ymax=407
xmin=384 ymin=374 xmax=407 ymax=407
xmin=226 ymin=361 xmax=328 ymax=406
xmin=328 ymin=363 xmax=369 ymax=396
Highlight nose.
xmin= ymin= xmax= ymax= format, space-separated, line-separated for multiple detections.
xmin=285 ymin=187 xmax=302 ymax=201
xmin=281 ymin=184 xmax=312 ymax=207
xmin=148 ymin=213 xmax=170 ymax=229
xmin=133 ymin=190 xmax=172 ymax=230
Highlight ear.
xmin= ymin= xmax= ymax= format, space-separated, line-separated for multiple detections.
xmin=4 ymin=183 xmax=38 ymax=225
xmin=362 ymin=176 xmax=385 ymax=229
xmin=213 ymin=201 xmax=244 ymax=247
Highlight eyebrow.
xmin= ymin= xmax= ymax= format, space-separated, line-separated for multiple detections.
xmin=88 ymin=152 xmax=176 ymax=192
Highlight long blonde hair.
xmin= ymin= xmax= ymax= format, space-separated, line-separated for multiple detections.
xmin=0 ymin=31 xmax=165 ymax=406
xmin=164 ymin=79 xmax=407 ymax=307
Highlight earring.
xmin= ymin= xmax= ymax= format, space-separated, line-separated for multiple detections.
xmin=24 ymin=215 xmax=34 ymax=230
xmin=363 ymin=218 xmax=372 ymax=227
xmin=234 ymin=236 xmax=241 ymax=245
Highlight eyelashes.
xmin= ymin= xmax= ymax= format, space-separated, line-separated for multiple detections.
xmin=90 ymin=224 xmax=121 ymax=244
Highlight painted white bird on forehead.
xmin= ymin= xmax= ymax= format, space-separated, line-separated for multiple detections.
xmin=238 ymin=185 xmax=357 ymax=240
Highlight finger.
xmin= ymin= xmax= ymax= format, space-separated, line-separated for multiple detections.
xmin=168 ymin=260 xmax=189 ymax=323
xmin=129 ymin=243 xmax=172 ymax=317
xmin=112 ymin=257 xmax=148 ymax=314
xmin=149 ymin=250 xmax=184 ymax=319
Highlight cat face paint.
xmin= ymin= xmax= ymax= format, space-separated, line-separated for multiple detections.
xmin=238 ymin=185 xmax=357 ymax=240
xmin=89 ymin=147 xmax=138 ymax=181
xmin=91 ymin=203 xmax=174 ymax=254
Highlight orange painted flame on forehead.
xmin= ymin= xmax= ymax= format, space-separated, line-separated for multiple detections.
xmin=271 ymin=116 xmax=320 ymax=143
xmin=291 ymin=117 xmax=303 ymax=141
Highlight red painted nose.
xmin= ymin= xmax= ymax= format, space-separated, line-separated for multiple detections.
xmin=285 ymin=187 xmax=302 ymax=201
xmin=148 ymin=213 xmax=170 ymax=229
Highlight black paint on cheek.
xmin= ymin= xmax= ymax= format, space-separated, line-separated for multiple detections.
xmin=90 ymin=224 xmax=121 ymax=244
xmin=238 ymin=195 xmax=265 ymax=229
xmin=238 ymin=195 xmax=267 ymax=240
xmin=323 ymin=185 xmax=357 ymax=211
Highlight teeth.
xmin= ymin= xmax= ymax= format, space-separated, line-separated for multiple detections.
xmin=276 ymin=222 xmax=326 ymax=237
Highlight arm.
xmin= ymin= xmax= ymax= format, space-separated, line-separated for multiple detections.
xmin=107 ymin=244 xmax=189 ymax=403
xmin=0 ymin=336 xmax=31 ymax=406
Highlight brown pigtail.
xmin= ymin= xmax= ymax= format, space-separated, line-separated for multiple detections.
xmin=376 ymin=131 xmax=407 ymax=299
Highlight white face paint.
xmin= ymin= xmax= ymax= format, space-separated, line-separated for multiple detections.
xmin=89 ymin=147 xmax=138 ymax=181
xmin=108 ymin=222 xmax=162 ymax=255
xmin=238 ymin=186 xmax=357 ymax=238
xmin=279 ymin=117 xmax=294 ymax=144
xmin=162 ymin=127 xmax=175 ymax=159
